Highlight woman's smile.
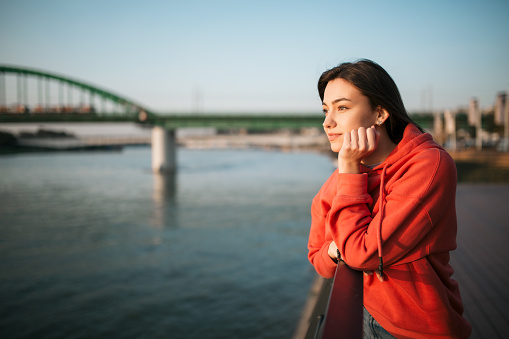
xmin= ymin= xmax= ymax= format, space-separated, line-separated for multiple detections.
xmin=327 ymin=133 xmax=342 ymax=141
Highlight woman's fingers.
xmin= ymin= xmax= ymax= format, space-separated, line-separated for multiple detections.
xmin=338 ymin=126 xmax=380 ymax=170
xmin=366 ymin=126 xmax=376 ymax=151
xmin=364 ymin=269 xmax=384 ymax=282
xmin=357 ymin=127 xmax=367 ymax=151
xmin=346 ymin=127 xmax=372 ymax=152
xmin=342 ymin=131 xmax=351 ymax=150
xmin=349 ymin=129 xmax=358 ymax=150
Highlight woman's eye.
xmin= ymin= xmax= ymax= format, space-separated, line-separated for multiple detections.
xmin=322 ymin=109 xmax=328 ymax=115
xmin=338 ymin=106 xmax=347 ymax=111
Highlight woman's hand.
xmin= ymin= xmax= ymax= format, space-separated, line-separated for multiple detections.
xmin=331 ymin=240 xmax=383 ymax=280
xmin=364 ymin=269 xmax=384 ymax=282
xmin=338 ymin=126 xmax=380 ymax=173
xmin=328 ymin=240 xmax=340 ymax=262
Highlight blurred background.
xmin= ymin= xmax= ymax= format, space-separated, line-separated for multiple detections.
xmin=1 ymin=0 xmax=508 ymax=113
xmin=1 ymin=1 xmax=508 ymax=338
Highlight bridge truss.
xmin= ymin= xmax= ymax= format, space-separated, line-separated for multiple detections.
xmin=0 ymin=64 xmax=440 ymax=132
xmin=0 ymin=65 xmax=153 ymax=121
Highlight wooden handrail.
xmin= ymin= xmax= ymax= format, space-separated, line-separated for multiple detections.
xmin=305 ymin=261 xmax=363 ymax=339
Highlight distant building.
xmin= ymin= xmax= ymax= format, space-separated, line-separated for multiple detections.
xmin=495 ymin=92 xmax=506 ymax=125
xmin=468 ymin=98 xmax=480 ymax=126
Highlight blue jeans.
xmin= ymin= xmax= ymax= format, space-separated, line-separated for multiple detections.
xmin=363 ymin=307 xmax=396 ymax=339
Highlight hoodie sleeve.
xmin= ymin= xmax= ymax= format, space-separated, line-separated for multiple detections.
xmin=328 ymin=148 xmax=457 ymax=271
xmin=307 ymin=174 xmax=339 ymax=279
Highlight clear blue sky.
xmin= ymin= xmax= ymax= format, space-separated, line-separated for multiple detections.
xmin=1 ymin=0 xmax=508 ymax=114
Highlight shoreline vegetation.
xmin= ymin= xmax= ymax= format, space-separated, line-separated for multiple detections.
xmin=1 ymin=128 xmax=508 ymax=183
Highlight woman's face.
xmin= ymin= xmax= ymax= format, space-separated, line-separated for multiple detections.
xmin=322 ymin=78 xmax=379 ymax=152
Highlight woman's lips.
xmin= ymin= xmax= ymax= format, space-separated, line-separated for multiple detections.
xmin=328 ymin=133 xmax=342 ymax=141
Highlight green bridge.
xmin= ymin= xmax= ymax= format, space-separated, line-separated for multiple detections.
xmin=0 ymin=65 xmax=441 ymax=130
xmin=0 ymin=65 xmax=443 ymax=171
xmin=0 ymin=64 xmax=330 ymax=130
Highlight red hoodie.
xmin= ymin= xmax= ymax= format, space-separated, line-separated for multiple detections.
xmin=308 ymin=124 xmax=471 ymax=338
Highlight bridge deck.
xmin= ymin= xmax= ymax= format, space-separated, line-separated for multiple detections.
xmin=451 ymin=184 xmax=509 ymax=339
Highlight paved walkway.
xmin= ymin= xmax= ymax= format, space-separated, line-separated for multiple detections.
xmin=451 ymin=184 xmax=509 ymax=339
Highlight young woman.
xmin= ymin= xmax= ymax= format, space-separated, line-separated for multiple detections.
xmin=307 ymin=59 xmax=471 ymax=338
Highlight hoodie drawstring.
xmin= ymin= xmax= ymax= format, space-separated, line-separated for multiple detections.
xmin=377 ymin=164 xmax=388 ymax=280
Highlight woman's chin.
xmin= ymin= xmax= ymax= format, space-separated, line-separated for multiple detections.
xmin=329 ymin=145 xmax=340 ymax=153
xmin=328 ymin=141 xmax=341 ymax=153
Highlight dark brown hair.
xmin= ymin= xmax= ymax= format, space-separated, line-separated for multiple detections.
xmin=318 ymin=59 xmax=423 ymax=143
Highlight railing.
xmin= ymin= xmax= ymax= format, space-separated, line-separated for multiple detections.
xmin=305 ymin=261 xmax=364 ymax=339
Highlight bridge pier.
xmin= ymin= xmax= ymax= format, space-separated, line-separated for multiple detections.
xmin=151 ymin=126 xmax=176 ymax=173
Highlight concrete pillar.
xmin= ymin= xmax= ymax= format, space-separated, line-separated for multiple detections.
xmin=152 ymin=126 xmax=176 ymax=173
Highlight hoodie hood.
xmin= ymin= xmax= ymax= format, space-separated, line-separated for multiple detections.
xmin=364 ymin=123 xmax=441 ymax=172
xmin=362 ymin=123 xmax=441 ymax=279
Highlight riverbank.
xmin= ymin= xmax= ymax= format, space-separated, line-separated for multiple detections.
xmin=0 ymin=127 xmax=331 ymax=154
xmin=177 ymin=133 xmax=509 ymax=182
xmin=176 ymin=132 xmax=330 ymax=153
xmin=2 ymin=126 xmax=508 ymax=182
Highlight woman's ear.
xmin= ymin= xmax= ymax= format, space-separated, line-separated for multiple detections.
xmin=376 ymin=107 xmax=390 ymax=126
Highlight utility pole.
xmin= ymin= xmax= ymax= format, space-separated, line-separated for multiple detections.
xmin=505 ymin=93 xmax=509 ymax=151
xmin=0 ymin=72 xmax=5 ymax=108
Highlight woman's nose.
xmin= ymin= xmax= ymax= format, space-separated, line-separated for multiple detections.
xmin=323 ymin=114 xmax=336 ymax=128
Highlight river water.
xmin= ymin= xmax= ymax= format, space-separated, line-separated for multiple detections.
xmin=0 ymin=146 xmax=335 ymax=339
